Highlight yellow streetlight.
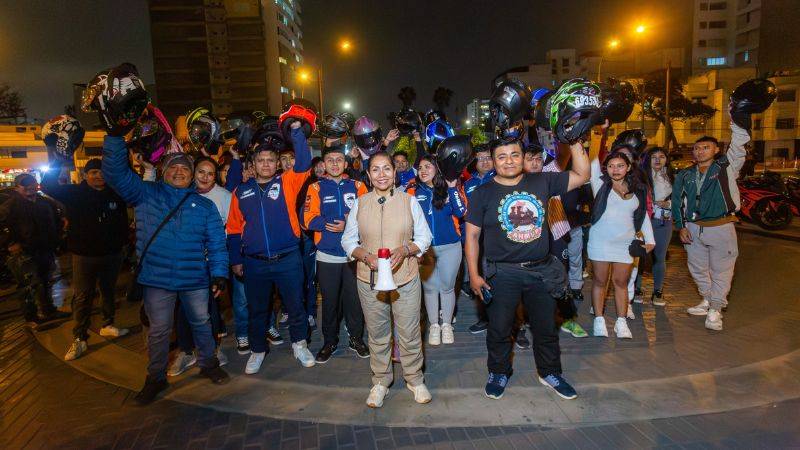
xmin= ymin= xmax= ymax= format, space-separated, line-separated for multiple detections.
xmin=339 ymin=40 xmax=352 ymax=53
xmin=597 ymin=39 xmax=621 ymax=82
xmin=609 ymin=39 xmax=620 ymax=49
xmin=635 ymin=24 xmax=646 ymax=34
xmin=298 ymin=70 xmax=310 ymax=82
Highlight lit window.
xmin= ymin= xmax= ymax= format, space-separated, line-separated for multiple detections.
xmin=278 ymin=57 xmax=287 ymax=64
xmin=291 ymin=40 xmax=296 ymax=48
xmin=706 ymin=57 xmax=727 ymax=66
xmin=280 ymin=86 xmax=289 ymax=94
xmin=295 ymin=54 xmax=301 ymax=63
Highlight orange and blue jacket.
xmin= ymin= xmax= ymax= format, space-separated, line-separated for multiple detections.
xmin=407 ymin=182 xmax=467 ymax=246
xmin=303 ymin=176 xmax=367 ymax=257
xmin=226 ymin=129 xmax=311 ymax=265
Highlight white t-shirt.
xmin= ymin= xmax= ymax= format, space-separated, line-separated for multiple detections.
xmin=200 ymin=184 xmax=232 ymax=224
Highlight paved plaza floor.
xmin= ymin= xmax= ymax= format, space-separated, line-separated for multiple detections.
xmin=2 ymin=233 xmax=800 ymax=449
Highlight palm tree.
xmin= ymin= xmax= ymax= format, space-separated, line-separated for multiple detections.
xmin=432 ymin=86 xmax=454 ymax=112
xmin=398 ymin=86 xmax=417 ymax=110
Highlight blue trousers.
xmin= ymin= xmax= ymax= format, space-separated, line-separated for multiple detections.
xmin=243 ymin=249 xmax=307 ymax=353
xmin=635 ymin=217 xmax=673 ymax=292
xmin=143 ymin=287 xmax=217 ymax=381
xmin=301 ymin=239 xmax=318 ymax=319
xmin=231 ymin=275 xmax=248 ymax=338
xmin=176 ymin=292 xmax=223 ymax=354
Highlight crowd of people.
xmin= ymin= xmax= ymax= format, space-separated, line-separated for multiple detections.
xmin=1 ymin=65 xmax=756 ymax=409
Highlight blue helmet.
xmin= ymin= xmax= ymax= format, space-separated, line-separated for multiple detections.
xmin=424 ymin=119 xmax=454 ymax=149
xmin=531 ymin=88 xmax=551 ymax=108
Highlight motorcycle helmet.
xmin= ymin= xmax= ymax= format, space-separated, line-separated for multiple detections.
xmin=41 ymin=115 xmax=85 ymax=162
xmin=353 ymin=116 xmax=383 ymax=156
xmin=436 ymin=135 xmax=474 ymax=182
xmin=250 ymin=115 xmax=285 ymax=155
xmin=425 ymin=109 xmax=445 ymax=125
xmin=549 ymin=78 xmax=603 ymax=144
xmin=611 ymin=129 xmax=648 ymax=155
xmin=490 ymin=79 xmax=532 ymax=125
xmin=497 ymin=120 xmax=526 ymax=143
xmin=531 ymin=88 xmax=551 ymax=108
xmin=186 ymin=107 xmax=222 ymax=154
xmin=425 ymin=119 xmax=455 ymax=149
xmin=319 ymin=112 xmax=351 ymax=139
xmin=279 ymin=98 xmax=318 ymax=139
xmin=534 ymin=91 xmax=553 ymax=130
xmin=81 ymin=63 xmax=149 ymax=135
xmin=600 ymin=79 xmax=636 ymax=124
xmin=730 ymin=78 xmax=777 ymax=130
xmin=395 ymin=109 xmax=422 ymax=136
xmin=128 ymin=104 xmax=180 ymax=164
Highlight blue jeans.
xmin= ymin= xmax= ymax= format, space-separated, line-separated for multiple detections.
xmin=635 ymin=217 xmax=673 ymax=292
xmin=143 ymin=287 xmax=218 ymax=381
xmin=231 ymin=275 xmax=248 ymax=338
xmin=244 ymin=249 xmax=307 ymax=353
xmin=176 ymin=292 xmax=223 ymax=353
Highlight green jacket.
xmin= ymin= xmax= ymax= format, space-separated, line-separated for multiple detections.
xmin=671 ymin=124 xmax=749 ymax=229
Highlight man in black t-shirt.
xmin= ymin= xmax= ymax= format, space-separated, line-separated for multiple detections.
xmin=464 ymin=138 xmax=589 ymax=401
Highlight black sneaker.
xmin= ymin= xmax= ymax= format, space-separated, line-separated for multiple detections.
xmin=200 ymin=365 xmax=230 ymax=385
xmin=267 ymin=327 xmax=284 ymax=345
xmin=570 ymin=289 xmax=584 ymax=302
xmin=39 ymin=310 xmax=71 ymax=323
xmin=651 ymin=290 xmax=666 ymax=306
xmin=484 ymin=372 xmax=509 ymax=400
xmin=348 ymin=337 xmax=370 ymax=358
xmin=468 ymin=320 xmax=488 ymax=334
xmin=515 ymin=327 xmax=530 ymax=349
xmin=538 ymin=374 xmax=577 ymax=400
xmin=134 ymin=377 xmax=169 ymax=405
xmin=315 ymin=343 xmax=338 ymax=364
xmin=236 ymin=336 xmax=250 ymax=355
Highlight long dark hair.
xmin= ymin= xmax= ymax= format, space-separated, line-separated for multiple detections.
xmin=602 ymin=149 xmax=643 ymax=195
xmin=418 ymin=155 xmax=448 ymax=210
xmin=641 ymin=146 xmax=675 ymax=188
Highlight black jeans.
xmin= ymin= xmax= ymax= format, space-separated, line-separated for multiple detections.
xmin=317 ymin=260 xmax=364 ymax=346
xmin=6 ymin=250 xmax=56 ymax=319
xmin=72 ymin=253 xmax=124 ymax=340
xmin=485 ymin=257 xmax=564 ymax=377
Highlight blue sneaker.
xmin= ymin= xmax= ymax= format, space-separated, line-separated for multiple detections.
xmin=484 ymin=373 xmax=509 ymax=399
xmin=538 ymin=374 xmax=577 ymax=400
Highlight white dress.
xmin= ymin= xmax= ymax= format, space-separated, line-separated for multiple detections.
xmin=587 ymin=159 xmax=655 ymax=264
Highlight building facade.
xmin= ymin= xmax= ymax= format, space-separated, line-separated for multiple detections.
xmin=691 ymin=0 xmax=761 ymax=73
xmin=147 ymin=0 xmax=303 ymax=122
xmin=465 ymin=98 xmax=490 ymax=131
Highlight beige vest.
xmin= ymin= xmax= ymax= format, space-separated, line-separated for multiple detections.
xmin=355 ymin=191 xmax=418 ymax=286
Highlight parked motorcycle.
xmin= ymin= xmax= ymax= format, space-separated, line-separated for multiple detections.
xmin=737 ymin=176 xmax=793 ymax=230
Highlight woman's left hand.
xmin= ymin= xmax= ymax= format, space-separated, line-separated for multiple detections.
xmin=389 ymin=245 xmax=410 ymax=268
xmin=645 ymin=243 xmax=656 ymax=253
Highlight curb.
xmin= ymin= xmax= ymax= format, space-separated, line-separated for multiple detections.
xmin=736 ymin=226 xmax=800 ymax=243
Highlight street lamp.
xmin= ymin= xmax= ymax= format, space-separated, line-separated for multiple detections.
xmin=298 ymin=70 xmax=311 ymax=97
xmin=340 ymin=40 xmax=352 ymax=53
xmin=300 ymin=40 xmax=355 ymax=118
xmin=633 ymin=23 xmax=648 ymax=130
xmin=342 ymin=101 xmax=352 ymax=111
xmin=597 ymin=38 xmax=621 ymax=82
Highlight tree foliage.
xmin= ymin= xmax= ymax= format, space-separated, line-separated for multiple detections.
xmin=432 ymin=86 xmax=454 ymax=111
xmin=0 ymin=83 xmax=26 ymax=122
xmin=397 ymin=86 xmax=417 ymax=110
xmin=640 ymin=69 xmax=716 ymax=148
xmin=457 ymin=125 xmax=489 ymax=147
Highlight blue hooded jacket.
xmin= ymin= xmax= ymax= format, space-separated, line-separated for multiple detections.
xmin=410 ymin=183 xmax=467 ymax=246
xmin=102 ymin=136 xmax=228 ymax=291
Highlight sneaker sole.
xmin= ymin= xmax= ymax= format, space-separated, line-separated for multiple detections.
xmin=560 ymin=327 xmax=588 ymax=338
xmin=688 ymin=310 xmax=708 ymax=316
xmin=469 ymin=328 xmax=487 ymax=334
xmin=268 ymin=339 xmax=285 ymax=345
xmin=168 ymin=361 xmax=197 ymax=377
xmin=237 ymin=348 xmax=251 ymax=355
xmin=537 ymin=377 xmax=577 ymax=400
xmin=652 ymin=302 xmax=666 ymax=307
xmin=484 ymin=390 xmax=504 ymax=400
xmin=348 ymin=347 xmax=370 ymax=359
xmin=514 ymin=343 xmax=530 ymax=349
xmin=316 ymin=348 xmax=340 ymax=364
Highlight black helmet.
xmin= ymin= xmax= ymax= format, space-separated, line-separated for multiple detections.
xmin=600 ymin=79 xmax=636 ymax=124
xmin=81 ymin=63 xmax=149 ymax=135
xmin=319 ymin=112 xmax=351 ymax=139
xmin=490 ymin=79 xmax=532 ymax=128
xmin=250 ymin=115 xmax=285 ymax=155
xmin=186 ymin=107 xmax=222 ymax=154
xmin=279 ymin=98 xmax=318 ymax=139
xmin=730 ymin=78 xmax=777 ymax=130
xmin=395 ymin=109 xmax=422 ymax=135
xmin=41 ymin=115 xmax=85 ymax=162
xmin=219 ymin=111 xmax=258 ymax=142
xmin=353 ymin=116 xmax=383 ymax=156
xmin=436 ymin=135 xmax=473 ymax=182
xmin=549 ymin=78 xmax=603 ymax=144
xmin=611 ymin=129 xmax=648 ymax=155
xmin=534 ymin=91 xmax=553 ymax=131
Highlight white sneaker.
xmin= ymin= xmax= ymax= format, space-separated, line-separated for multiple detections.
xmin=614 ymin=317 xmax=633 ymax=339
xmin=245 ymin=351 xmax=265 ymax=374
xmin=406 ymin=383 xmax=432 ymax=404
xmin=593 ymin=317 xmax=608 ymax=337
xmin=688 ymin=299 xmax=710 ymax=316
xmin=705 ymin=309 xmax=723 ymax=331
xmin=64 ymin=338 xmax=87 ymax=361
xmin=440 ymin=310 xmax=457 ymax=325
xmin=626 ymin=305 xmax=636 ymax=320
xmin=366 ymin=384 xmax=388 ymax=408
xmin=292 ymin=340 xmax=316 ymax=367
xmin=441 ymin=324 xmax=454 ymax=345
xmin=216 ymin=347 xmax=228 ymax=366
xmin=168 ymin=352 xmax=196 ymax=376
xmin=99 ymin=325 xmax=129 ymax=338
xmin=589 ymin=306 xmax=595 ymax=315
xmin=428 ymin=324 xmax=442 ymax=346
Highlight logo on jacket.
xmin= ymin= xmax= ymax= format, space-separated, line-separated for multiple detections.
xmin=497 ymin=191 xmax=544 ymax=243
xmin=268 ymin=184 xmax=281 ymax=200
xmin=239 ymin=188 xmax=255 ymax=199
xmin=108 ymin=201 xmax=118 ymax=210
xmin=343 ymin=192 xmax=356 ymax=209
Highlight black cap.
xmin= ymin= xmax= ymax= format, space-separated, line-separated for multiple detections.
xmin=83 ymin=158 xmax=102 ymax=172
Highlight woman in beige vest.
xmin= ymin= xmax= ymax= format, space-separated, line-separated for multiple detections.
xmin=342 ymin=151 xmax=433 ymax=408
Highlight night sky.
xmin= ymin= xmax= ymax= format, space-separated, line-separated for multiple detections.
xmin=2 ymin=0 xmax=691 ymax=125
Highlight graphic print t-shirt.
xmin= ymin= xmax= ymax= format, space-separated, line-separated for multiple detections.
xmin=465 ymin=172 xmax=570 ymax=263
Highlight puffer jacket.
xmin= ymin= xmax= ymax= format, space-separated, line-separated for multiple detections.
xmin=102 ymin=136 xmax=228 ymax=291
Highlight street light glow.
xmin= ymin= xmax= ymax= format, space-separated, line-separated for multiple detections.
xmin=635 ymin=24 xmax=646 ymax=34
xmin=299 ymin=70 xmax=310 ymax=82
xmin=342 ymin=102 xmax=351 ymax=110
xmin=609 ymin=39 xmax=620 ymax=49
xmin=465 ymin=119 xmax=472 ymax=126
xmin=340 ymin=40 xmax=352 ymax=52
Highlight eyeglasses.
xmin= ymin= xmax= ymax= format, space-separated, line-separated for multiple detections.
xmin=476 ymin=156 xmax=492 ymax=162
